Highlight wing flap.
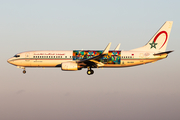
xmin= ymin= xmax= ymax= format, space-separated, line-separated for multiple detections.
xmin=89 ymin=60 xmax=104 ymax=67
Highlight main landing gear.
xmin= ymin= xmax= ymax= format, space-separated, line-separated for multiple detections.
xmin=87 ymin=67 xmax=94 ymax=75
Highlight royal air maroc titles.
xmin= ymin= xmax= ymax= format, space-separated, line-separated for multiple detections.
xmin=7 ymin=21 xmax=173 ymax=75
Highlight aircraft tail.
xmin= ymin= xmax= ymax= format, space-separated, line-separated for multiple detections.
xmin=131 ymin=21 xmax=173 ymax=52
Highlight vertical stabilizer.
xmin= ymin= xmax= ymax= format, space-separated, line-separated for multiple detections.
xmin=131 ymin=21 xmax=173 ymax=52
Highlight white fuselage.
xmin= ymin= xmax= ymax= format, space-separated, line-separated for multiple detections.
xmin=7 ymin=50 xmax=167 ymax=68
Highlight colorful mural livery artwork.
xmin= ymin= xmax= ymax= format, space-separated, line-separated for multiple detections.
xmin=73 ymin=50 xmax=121 ymax=64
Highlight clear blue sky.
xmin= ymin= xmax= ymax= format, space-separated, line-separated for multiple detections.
xmin=0 ymin=0 xmax=180 ymax=120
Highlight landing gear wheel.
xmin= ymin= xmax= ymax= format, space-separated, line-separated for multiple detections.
xmin=90 ymin=70 xmax=94 ymax=74
xmin=87 ymin=70 xmax=91 ymax=75
xmin=23 ymin=70 xmax=26 ymax=74
xmin=87 ymin=70 xmax=94 ymax=75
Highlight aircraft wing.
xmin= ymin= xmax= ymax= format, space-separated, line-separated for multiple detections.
xmin=77 ymin=43 xmax=111 ymax=67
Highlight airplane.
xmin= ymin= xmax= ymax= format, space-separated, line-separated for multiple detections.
xmin=7 ymin=21 xmax=173 ymax=75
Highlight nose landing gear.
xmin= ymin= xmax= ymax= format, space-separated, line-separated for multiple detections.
xmin=17 ymin=66 xmax=26 ymax=74
xmin=23 ymin=70 xmax=26 ymax=74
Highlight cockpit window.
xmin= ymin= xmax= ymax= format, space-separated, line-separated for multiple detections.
xmin=14 ymin=54 xmax=20 ymax=57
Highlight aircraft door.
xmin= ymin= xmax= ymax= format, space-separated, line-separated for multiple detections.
xmin=139 ymin=53 xmax=144 ymax=63
xmin=25 ymin=53 xmax=31 ymax=66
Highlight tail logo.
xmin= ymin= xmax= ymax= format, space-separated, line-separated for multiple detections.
xmin=149 ymin=31 xmax=168 ymax=49
xmin=149 ymin=41 xmax=158 ymax=49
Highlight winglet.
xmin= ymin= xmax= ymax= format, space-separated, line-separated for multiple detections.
xmin=102 ymin=42 xmax=111 ymax=54
xmin=114 ymin=43 xmax=120 ymax=50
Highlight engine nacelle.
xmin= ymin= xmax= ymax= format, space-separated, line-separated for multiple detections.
xmin=61 ymin=62 xmax=78 ymax=71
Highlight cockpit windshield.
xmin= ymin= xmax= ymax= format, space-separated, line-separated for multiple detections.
xmin=14 ymin=54 xmax=20 ymax=57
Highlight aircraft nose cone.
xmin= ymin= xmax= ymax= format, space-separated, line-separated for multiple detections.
xmin=7 ymin=59 xmax=10 ymax=63
xmin=7 ymin=58 xmax=13 ymax=64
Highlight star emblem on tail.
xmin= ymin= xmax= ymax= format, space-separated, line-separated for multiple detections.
xmin=149 ymin=41 xmax=158 ymax=49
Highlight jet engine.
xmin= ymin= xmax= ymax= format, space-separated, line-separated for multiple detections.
xmin=61 ymin=62 xmax=79 ymax=71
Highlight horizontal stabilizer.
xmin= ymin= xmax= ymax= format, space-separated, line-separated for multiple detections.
xmin=153 ymin=50 xmax=174 ymax=56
